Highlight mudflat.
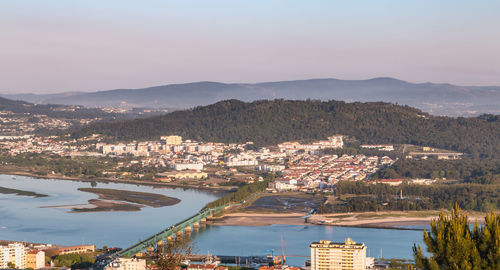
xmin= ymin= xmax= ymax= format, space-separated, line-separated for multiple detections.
xmin=78 ymin=188 xmax=181 ymax=207
xmin=0 ymin=186 xmax=48 ymax=197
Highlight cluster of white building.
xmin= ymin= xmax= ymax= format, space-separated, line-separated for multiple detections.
xmin=0 ymin=243 xmax=45 ymax=269
xmin=96 ymin=136 xmax=224 ymax=157
xmin=277 ymin=136 xmax=344 ymax=154
xmin=271 ymin=154 xmax=394 ymax=192
xmin=360 ymin=144 xmax=395 ymax=151
xmin=0 ymin=135 xmax=93 ymax=156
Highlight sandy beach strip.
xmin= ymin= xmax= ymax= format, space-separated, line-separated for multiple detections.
xmin=210 ymin=213 xmax=309 ymax=226
xmin=209 ymin=211 xmax=486 ymax=229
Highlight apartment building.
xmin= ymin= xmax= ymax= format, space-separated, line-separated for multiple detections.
xmin=161 ymin=135 xmax=182 ymax=145
xmin=26 ymin=249 xmax=45 ymax=269
xmin=0 ymin=243 xmax=27 ymax=269
xmin=310 ymin=238 xmax=367 ymax=270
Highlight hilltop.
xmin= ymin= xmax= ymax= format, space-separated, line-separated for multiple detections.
xmin=4 ymin=78 xmax=500 ymax=116
xmin=73 ymin=99 xmax=500 ymax=160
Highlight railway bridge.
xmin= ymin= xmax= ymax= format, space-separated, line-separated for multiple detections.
xmin=92 ymin=205 xmax=229 ymax=269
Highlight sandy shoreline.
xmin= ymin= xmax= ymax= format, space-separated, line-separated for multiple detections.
xmin=209 ymin=211 xmax=486 ymax=230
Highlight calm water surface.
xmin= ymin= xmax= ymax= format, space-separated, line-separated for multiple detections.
xmin=191 ymin=224 xmax=424 ymax=266
xmin=0 ymin=175 xmax=424 ymax=266
xmin=0 ymin=174 xmax=220 ymax=247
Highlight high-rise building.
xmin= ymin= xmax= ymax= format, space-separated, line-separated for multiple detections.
xmin=0 ymin=247 xmax=8 ymax=269
xmin=0 ymin=243 xmax=27 ymax=269
xmin=310 ymin=238 xmax=367 ymax=270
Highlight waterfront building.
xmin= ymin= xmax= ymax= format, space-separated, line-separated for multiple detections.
xmin=173 ymin=162 xmax=204 ymax=171
xmin=258 ymin=266 xmax=300 ymax=270
xmin=187 ymin=264 xmax=228 ymax=270
xmin=156 ymin=171 xmax=208 ymax=181
xmin=0 ymin=243 xmax=27 ymax=269
xmin=26 ymin=249 xmax=45 ymax=269
xmin=310 ymin=238 xmax=367 ymax=270
xmin=0 ymin=246 xmax=7 ymax=269
xmin=105 ymin=258 xmax=146 ymax=270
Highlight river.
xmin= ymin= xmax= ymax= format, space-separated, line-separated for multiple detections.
xmin=0 ymin=174 xmax=424 ymax=266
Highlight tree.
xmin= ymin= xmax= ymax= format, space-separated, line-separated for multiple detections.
xmin=7 ymin=262 xmax=16 ymax=269
xmin=150 ymin=237 xmax=193 ymax=270
xmin=413 ymin=205 xmax=500 ymax=269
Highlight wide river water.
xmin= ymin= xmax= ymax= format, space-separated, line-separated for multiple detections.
xmin=0 ymin=175 xmax=424 ymax=266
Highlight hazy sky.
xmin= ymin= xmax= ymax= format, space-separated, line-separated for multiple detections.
xmin=1 ymin=0 xmax=500 ymax=93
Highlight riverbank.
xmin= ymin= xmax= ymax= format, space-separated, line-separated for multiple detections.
xmin=209 ymin=211 xmax=487 ymax=230
xmin=0 ymin=167 xmax=235 ymax=192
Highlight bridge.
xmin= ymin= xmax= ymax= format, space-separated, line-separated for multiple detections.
xmin=92 ymin=204 xmax=229 ymax=269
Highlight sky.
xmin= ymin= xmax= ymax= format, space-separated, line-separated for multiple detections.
xmin=1 ymin=0 xmax=500 ymax=94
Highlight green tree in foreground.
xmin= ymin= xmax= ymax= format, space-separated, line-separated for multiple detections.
xmin=150 ymin=237 xmax=193 ymax=270
xmin=53 ymin=253 xmax=95 ymax=269
xmin=413 ymin=205 xmax=500 ymax=269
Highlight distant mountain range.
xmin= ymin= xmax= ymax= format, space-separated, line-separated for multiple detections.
xmin=3 ymin=78 xmax=500 ymax=116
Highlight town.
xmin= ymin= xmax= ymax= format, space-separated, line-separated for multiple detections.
xmin=0 ymin=130 xmax=404 ymax=193
xmin=2 ymin=237 xmax=404 ymax=270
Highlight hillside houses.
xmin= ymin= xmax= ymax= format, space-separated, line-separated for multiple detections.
xmin=270 ymin=154 xmax=394 ymax=192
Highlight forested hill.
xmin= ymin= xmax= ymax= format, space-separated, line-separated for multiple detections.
xmin=5 ymin=78 xmax=500 ymax=116
xmin=73 ymin=99 xmax=500 ymax=160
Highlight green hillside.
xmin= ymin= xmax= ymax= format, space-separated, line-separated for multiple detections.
xmin=73 ymin=99 xmax=500 ymax=160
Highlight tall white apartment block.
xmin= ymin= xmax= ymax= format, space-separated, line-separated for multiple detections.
xmin=0 ymin=243 xmax=27 ymax=269
xmin=310 ymin=238 xmax=366 ymax=270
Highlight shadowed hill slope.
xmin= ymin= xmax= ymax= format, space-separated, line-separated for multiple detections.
xmin=73 ymin=99 xmax=500 ymax=160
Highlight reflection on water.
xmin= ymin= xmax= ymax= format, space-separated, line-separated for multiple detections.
xmin=0 ymin=174 xmax=425 ymax=266
xmin=191 ymin=224 xmax=425 ymax=266
xmin=0 ymin=175 xmax=220 ymax=247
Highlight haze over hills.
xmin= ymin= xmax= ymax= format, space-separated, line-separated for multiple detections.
xmin=4 ymin=78 xmax=500 ymax=117
xmin=0 ymin=96 xmax=166 ymax=121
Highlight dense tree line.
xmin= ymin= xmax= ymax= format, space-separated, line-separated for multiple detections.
xmin=73 ymin=99 xmax=500 ymax=160
xmin=376 ymin=158 xmax=500 ymax=184
xmin=323 ymin=146 xmax=400 ymax=159
xmin=320 ymin=181 xmax=500 ymax=213
xmin=0 ymin=152 xmax=117 ymax=178
xmin=414 ymin=206 xmax=500 ymax=269
xmin=204 ymin=175 xmax=272 ymax=209
xmin=52 ymin=253 xmax=95 ymax=269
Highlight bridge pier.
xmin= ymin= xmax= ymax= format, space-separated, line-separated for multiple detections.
xmin=184 ymin=226 xmax=192 ymax=237
xmin=136 ymin=252 xmax=145 ymax=258
xmin=107 ymin=205 xmax=228 ymax=260
xmin=167 ymin=236 xmax=174 ymax=243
